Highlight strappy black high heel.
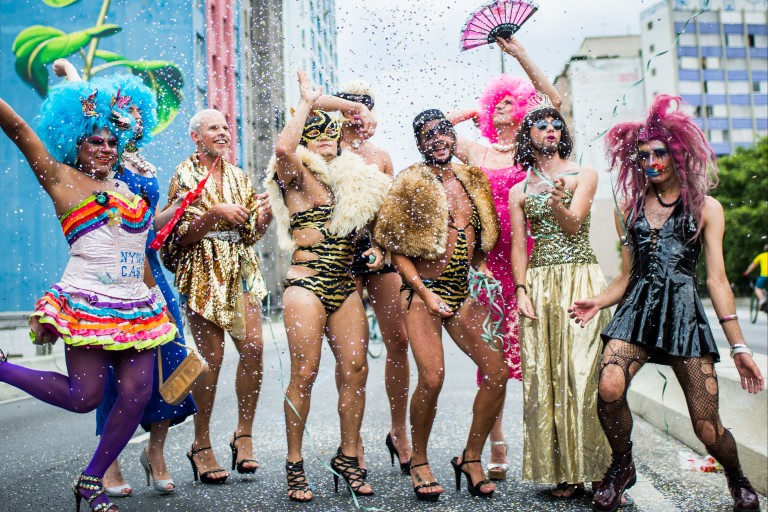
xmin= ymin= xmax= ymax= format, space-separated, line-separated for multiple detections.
xmin=186 ymin=445 xmax=228 ymax=484
xmin=330 ymin=447 xmax=374 ymax=497
xmin=450 ymin=449 xmax=495 ymax=498
xmin=0 ymin=348 xmax=6 ymax=363
xmin=385 ymin=432 xmax=411 ymax=474
xmin=410 ymin=462 xmax=443 ymax=502
xmin=230 ymin=433 xmax=259 ymax=474
xmin=72 ymin=473 xmax=118 ymax=512
xmin=286 ymin=459 xmax=313 ymax=502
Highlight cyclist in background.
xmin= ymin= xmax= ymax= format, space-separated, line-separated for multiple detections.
xmin=743 ymin=244 xmax=768 ymax=312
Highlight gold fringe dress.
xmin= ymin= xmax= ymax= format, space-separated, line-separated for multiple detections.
xmin=167 ymin=154 xmax=267 ymax=340
xmin=520 ymin=190 xmax=611 ymax=484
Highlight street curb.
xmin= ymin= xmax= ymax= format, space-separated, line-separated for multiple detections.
xmin=628 ymin=348 xmax=768 ymax=495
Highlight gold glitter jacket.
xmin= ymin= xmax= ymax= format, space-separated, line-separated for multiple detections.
xmin=263 ymin=145 xmax=392 ymax=251
xmin=374 ymin=163 xmax=500 ymax=260
xmin=168 ymin=154 xmax=267 ymax=338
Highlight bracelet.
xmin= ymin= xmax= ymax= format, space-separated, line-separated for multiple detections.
xmin=719 ymin=314 xmax=738 ymax=324
xmin=729 ymin=344 xmax=752 ymax=358
xmin=515 ymin=284 xmax=527 ymax=294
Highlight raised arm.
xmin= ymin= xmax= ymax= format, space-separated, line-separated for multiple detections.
xmin=569 ymin=208 xmax=632 ymax=326
xmin=547 ymin=166 xmax=598 ymax=236
xmin=0 ymin=99 xmax=63 ymax=192
xmin=702 ymin=197 xmax=763 ymax=393
xmin=445 ymin=110 xmax=485 ymax=166
xmin=274 ymin=70 xmax=322 ymax=187
xmin=53 ymin=59 xmax=82 ymax=81
xmin=497 ymin=37 xmax=563 ymax=110
xmin=312 ymin=94 xmax=375 ymax=138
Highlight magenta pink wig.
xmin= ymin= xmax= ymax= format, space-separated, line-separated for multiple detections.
xmin=477 ymin=74 xmax=536 ymax=144
xmin=605 ymin=94 xmax=718 ymax=239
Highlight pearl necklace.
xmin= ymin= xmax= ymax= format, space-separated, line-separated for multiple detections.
xmin=124 ymin=151 xmax=154 ymax=175
xmin=490 ymin=143 xmax=515 ymax=153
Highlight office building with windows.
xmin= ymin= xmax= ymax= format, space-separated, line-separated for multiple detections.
xmin=640 ymin=0 xmax=768 ymax=155
xmin=282 ymin=0 xmax=339 ymax=110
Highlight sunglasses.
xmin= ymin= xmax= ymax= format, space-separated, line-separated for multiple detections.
xmin=422 ymin=120 xmax=455 ymax=140
xmin=533 ymin=119 xmax=564 ymax=131
xmin=637 ymin=148 xmax=669 ymax=161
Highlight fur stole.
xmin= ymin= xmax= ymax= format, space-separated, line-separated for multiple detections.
xmin=374 ymin=163 xmax=500 ymax=260
xmin=264 ymin=145 xmax=391 ymax=251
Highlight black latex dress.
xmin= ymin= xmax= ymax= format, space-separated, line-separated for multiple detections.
xmin=601 ymin=202 xmax=719 ymax=364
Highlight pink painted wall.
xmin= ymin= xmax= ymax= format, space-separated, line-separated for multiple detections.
xmin=206 ymin=0 xmax=238 ymax=162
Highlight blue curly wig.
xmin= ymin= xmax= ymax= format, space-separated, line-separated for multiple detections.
xmin=93 ymin=74 xmax=158 ymax=147
xmin=35 ymin=81 xmax=135 ymax=168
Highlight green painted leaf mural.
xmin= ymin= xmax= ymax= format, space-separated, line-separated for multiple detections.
xmin=42 ymin=0 xmax=82 ymax=7
xmin=13 ymin=24 xmax=121 ymax=96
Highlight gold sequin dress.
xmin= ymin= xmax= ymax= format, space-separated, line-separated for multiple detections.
xmin=520 ymin=189 xmax=611 ymax=484
xmin=168 ymin=154 xmax=267 ymax=339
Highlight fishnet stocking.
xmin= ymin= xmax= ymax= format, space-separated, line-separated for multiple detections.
xmin=597 ymin=340 xmax=652 ymax=453
xmin=670 ymin=355 xmax=740 ymax=470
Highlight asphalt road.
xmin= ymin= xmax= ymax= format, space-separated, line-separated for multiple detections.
xmin=0 ymin=316 xmax=765 ymax=511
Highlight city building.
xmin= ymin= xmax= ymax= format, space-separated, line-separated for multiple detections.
xmin=282 ymin=0 xmax=339 ymax=109
xmin=554 ymin=35 xmax=647 ymax=281
xmin=640 ymin=0 xmax=768 ymax=154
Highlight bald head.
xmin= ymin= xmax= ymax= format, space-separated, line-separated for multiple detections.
xmin=189 ymin=109 xmax=230 ymax=157
xmin=189 ymin=109 xmax=226 ymax=135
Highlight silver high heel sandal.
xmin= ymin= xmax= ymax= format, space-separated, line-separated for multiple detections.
xmin=486 ymin=441 xmax=509 ymax=481
xmin=140 ymin=448 xmax=175 ymax=495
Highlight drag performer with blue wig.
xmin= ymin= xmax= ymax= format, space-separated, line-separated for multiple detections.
xmin=0 ymin=81 xmax=176 ymax=511
xmin=84 ymin=71 xmax=197 ymax=497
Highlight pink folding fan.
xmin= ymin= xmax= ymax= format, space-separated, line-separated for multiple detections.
xmin=460 ymin=0 xmax=538 ymax=51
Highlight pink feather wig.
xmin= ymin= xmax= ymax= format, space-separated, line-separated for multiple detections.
xmin=477 ymin=74 xmax=536 ymax=144
xmin=605 ymin=94 xmax=718 ymax=239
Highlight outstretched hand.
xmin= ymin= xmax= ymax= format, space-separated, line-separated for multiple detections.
xmin=517 ymin=292 xmax=538 ymax=320
xmin=496 ymin=36 xmax=526 ymax=58
xmin=734 ymin=353 xmax=765 ymax=394
xmin=297 ymin=69 xmax=322 ymax=104
xmin=568 ymin=298 xmax=600 ymax=327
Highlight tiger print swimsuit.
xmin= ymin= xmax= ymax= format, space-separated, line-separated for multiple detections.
xmin=283 ymin=204 xmax=357 ymax=314
xmin=402 ymin=204 xmax=481 ymax=312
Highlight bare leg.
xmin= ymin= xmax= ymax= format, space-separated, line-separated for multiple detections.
xmin=444 ymin=298 xmax=508 ymax=494
xmin=102 ymin=458 xmax=131 ymax=496
xmin=229 ymin=293 xmax=264 ymax=472
xmin=488 ymin=411 xmax=507 ymax=465
xmin=402 ymin=293 xmax=446 ymax=497
xmin=283 ymin=286 xmax=326 ymax=501
xmin=187 ymin=307 xmax=229 ymax=481
xmin=146 ymin=419 xmax=174 ymax=492
xmin=367 ymin=272 xmax=412 ymax=462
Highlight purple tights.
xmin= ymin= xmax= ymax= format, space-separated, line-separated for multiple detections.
xmin=0 ymin=345 xmax=154 ymax=505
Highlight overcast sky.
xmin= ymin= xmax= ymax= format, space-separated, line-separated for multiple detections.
xmin=335 ymin=0 xmax=658 ymax=169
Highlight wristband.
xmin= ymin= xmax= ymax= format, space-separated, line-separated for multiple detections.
xmin=730 ymin=344 xmax=752 ymax=358
xmin=515 ymin=284 xmax=527 ymax=294
xmin=719 ymin=314 xmax=738 ymax=324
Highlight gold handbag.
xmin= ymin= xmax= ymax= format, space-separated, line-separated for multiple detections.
xmin=158 ymin=341 xmax=208 ymax=406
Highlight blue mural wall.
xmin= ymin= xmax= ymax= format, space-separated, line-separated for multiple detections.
xmin=0 ymin=1 xmax=198 ymax=312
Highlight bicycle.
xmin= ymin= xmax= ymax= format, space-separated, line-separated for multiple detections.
xmin=748 ymin=278 xmax=768 ymax=324
xmin=363 ymin=293 xmax=384 ymax=358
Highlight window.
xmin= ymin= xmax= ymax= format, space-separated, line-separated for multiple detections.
xmin=647 ymin=21 xmax=653 ymax=30
xmin=755 ymin=81 xmax=762 ymax=93
xmin=748 ymin=34 xmax=756 ymax=47
xmin=701 ymin=57 xmax=707 ymax=69
xmin=695 ymin=106 xmax=702 ymax=117
xmin=649 ymin=44 xmax=655 ymax=53
xmin=703 ymin=80 xmax=709 ymax=92
xmin=706 ymin=105 xmax=715 ymax=116
xmin=651 ymin=68 xmax=657 ymax=76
